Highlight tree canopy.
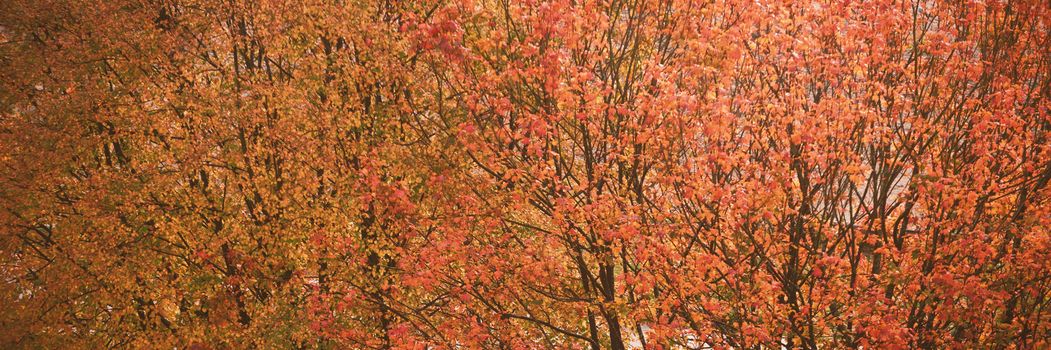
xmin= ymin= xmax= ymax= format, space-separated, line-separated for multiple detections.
xmin=1 ymin=0 xmax=1050 ymax=348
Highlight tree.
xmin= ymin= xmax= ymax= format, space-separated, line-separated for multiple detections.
xmin=2 ymin=0 xmax=1049 ymax=349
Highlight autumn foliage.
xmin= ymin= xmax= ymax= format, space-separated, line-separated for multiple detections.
xmin=2 ymin=0 xmax=1050 ymax=348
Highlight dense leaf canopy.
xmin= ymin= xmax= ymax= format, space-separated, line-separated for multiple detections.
xmin=1 ymin=0 xmax=1050 ymax=348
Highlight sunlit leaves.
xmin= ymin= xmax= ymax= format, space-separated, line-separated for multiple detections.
xmin=2 ymin=0 xmax=1050 ymax=349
